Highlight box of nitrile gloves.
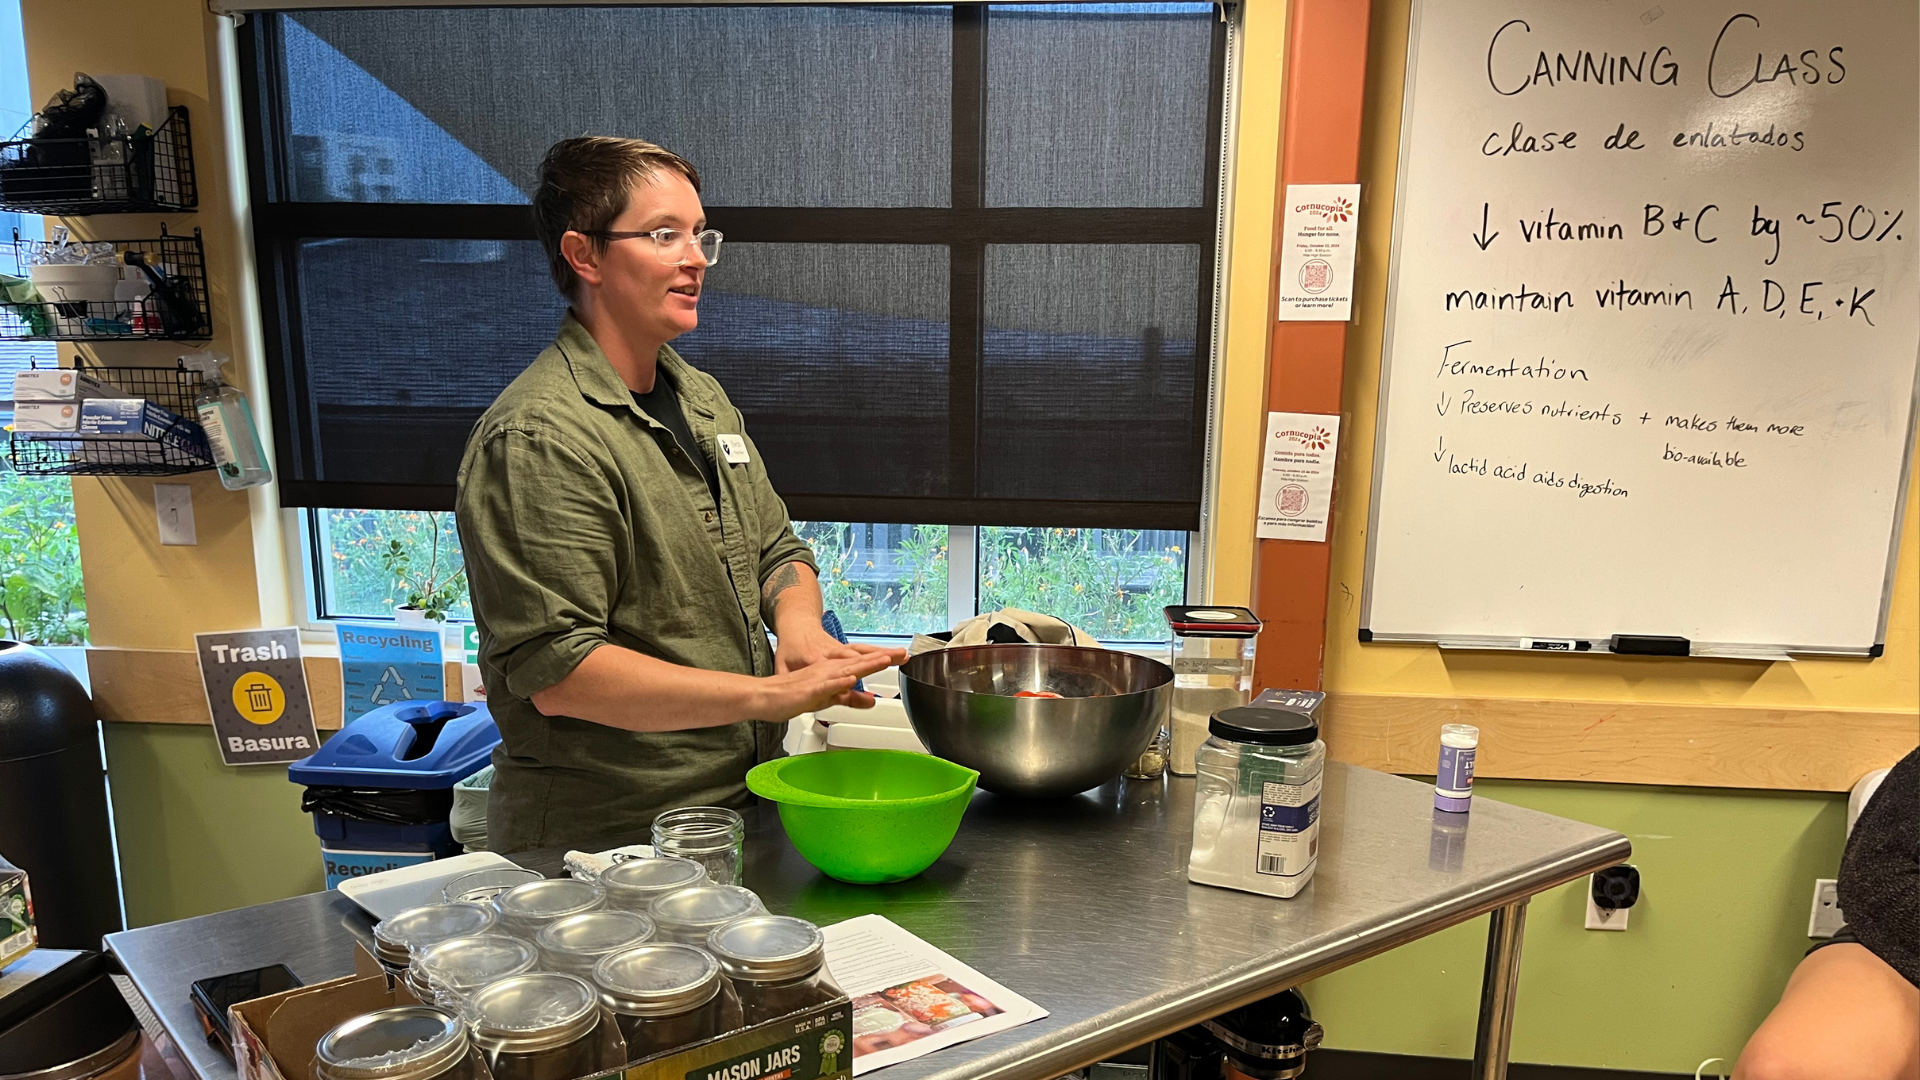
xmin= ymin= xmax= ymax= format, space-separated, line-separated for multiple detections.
xmin=79 ymin=397 xmax=195 ymax=440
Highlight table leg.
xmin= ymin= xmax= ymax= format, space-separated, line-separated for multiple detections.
xmin=1470 ymin=899 xmax=1529 ymax=1080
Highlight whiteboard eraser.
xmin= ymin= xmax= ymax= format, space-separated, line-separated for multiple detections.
xmin=1609 ymin=635 xmax=1690 ymax=656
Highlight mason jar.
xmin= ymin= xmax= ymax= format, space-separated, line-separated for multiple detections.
xmin=314 ymin=1006 xmax=492 ymax=1080
xmin=707 ymin=915 xmax=841 ymax=1025
xmin=373 ymin=903 xmax=499 ymax=977
xmin=468 ymin=973 xmax=626 ymax=1080
xmin=536 ymin=910 xmax=656 ymax=978
xmin=1188 ymin=705 xmax=1324 ymax=899
xmin=492 ymin=878 xmax=606 ymax=939
xmin=410 ymin=934 xmax=539 ymax=1013
xmin=648 ymin=885 xmax=764 ymax=946
xmin=597 ymin=856 xmax=708 ymax=914
xmin=592 ymin=942 xmax=742 ymax=1059
xmin=651 ymin=807 xmax=746 ymax=886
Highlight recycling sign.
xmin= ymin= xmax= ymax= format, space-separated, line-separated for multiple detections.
xmin=336 ymin=622 xmax=444 ymax=724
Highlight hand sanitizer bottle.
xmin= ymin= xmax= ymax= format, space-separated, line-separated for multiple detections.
xmin=182 ymin=351 xmax=272 ymax=490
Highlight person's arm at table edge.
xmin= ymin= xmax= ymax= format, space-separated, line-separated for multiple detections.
xmin=528 ymin=642 xmax=895 ymax=731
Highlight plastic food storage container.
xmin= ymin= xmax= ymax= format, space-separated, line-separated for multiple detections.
xmin=536 ymin=909 xmax=656 ymax=978
xmin=1163 ymin=606 xmax=1263 ymax=776
xmin=706 ymin=915 xmax=840 ymax=1025
xmin=592 ymin=942 xmax=741 ymax=1058
xmin=492 ymin=878 xmax=606 ymax=938
xmin=372 ymin=902 xmax=498 ymax=976
xmin=649 ymin=884 xmax=765 ymax=945
xmin=1187 ymin=705 xmax=1324 ymax=899
xmin=312 ymin=1005 xmax=492 ymax=1080
xmin=597 ymin=855 xmax=708 ymax=913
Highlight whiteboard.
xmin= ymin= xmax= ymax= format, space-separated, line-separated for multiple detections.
xmin=1363 ymin=0 xmax=1919 ymax=656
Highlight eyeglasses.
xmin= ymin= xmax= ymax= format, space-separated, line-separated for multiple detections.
xmin=580 ymin=227 xmax=723 ymax=267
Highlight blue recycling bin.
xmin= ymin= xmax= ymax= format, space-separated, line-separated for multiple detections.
xmin=288 ymin=700 xmax=499 ymax=888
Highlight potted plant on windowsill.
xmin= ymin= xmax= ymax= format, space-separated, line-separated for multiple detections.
xmin=380 ymin=511 xmax=466 ymax=624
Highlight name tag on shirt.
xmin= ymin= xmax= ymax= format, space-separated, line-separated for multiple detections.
xmin=716 ymin=434 xmax=751 ymax=464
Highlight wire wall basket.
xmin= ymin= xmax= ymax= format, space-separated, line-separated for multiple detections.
xmin=7 ymin=361 xmax=214 ymax=477
xmin=0 ymin=106 xmax=197 ymax=215
xmin=1 ymin=226 xmax=211 ymax=341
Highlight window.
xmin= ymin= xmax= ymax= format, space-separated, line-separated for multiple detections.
xmin=240 ymin=4 xmax=1224 ymax=528
xmin=303 ymin=510 xmax=1188 ymax=642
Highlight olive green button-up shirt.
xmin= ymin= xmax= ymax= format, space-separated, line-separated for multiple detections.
xmin=455 ymin=314 xmax=816 ymax=854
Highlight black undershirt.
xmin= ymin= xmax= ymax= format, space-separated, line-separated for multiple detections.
xmin=632 ymin=372 xmax=721 ymax=509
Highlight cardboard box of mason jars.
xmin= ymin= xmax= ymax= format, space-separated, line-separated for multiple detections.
xmin=230 ymin=942 xmax=853 ymax=1080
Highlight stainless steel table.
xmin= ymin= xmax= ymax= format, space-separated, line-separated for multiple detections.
xmin=107 ymin=764 xmax=1627 ymax=1080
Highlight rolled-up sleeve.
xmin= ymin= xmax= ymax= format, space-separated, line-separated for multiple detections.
xmin=742 ymin=427 xmax=817 ymax=586
xmin=457 ymin=427 xmax=622 ymax=699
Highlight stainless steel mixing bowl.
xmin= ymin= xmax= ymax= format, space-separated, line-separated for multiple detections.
xmin=899 ymin=644 xmax=1173 ymax=798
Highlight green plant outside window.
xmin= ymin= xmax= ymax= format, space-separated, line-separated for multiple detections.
xmin=0 ymin=471 xmax=87 ymax=645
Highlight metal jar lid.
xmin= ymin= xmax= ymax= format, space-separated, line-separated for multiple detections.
xmin=413 ymin=933 xmax=540 ymax=998
xmin=706 ymin=915 xmax=825 ymax=983
xmin=493 ymin=878 xmax=606 ymax=930
xmin=600 ymin=855 xmax=708 ymax=901
xmin=315 ymin=1006 xmax=472 ymax=1080
xmin=592 ymin=943 xmax=723 ymax=1018
xmin=649 ymin=884 xmax=763 ymax=941
xmin=537 ymin=910 xmax=656 ymax=973
xmin=373 ymin=902 xmax=499 ymax=964
xmin=469 ymin=972 xmax=603 ymax=1052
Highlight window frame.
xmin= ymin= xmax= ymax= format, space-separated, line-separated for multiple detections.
xmin=235 ymin=4 xmax=1228 ymax=529
xmin=288 ymin=507 xmax=1202 ymax=641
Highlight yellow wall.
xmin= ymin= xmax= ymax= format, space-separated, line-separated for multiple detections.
xmin=22 ymin=0 xmax=325 ymax=926
xmin=1206 ymin=0 xmax=1285 ymax=606
xmin=22 ymin=0 xmax=278 ymax=649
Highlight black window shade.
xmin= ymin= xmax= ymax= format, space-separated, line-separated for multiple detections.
xmin=240 ymin=4 xmax=1225 ymax=529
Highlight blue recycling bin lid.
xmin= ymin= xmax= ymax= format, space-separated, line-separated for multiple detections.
xmin=288 ymin=700 xmax=499 ymax=790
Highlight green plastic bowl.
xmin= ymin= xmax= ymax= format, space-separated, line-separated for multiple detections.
xmin=747 ymin=750 xmax=979 ymax=885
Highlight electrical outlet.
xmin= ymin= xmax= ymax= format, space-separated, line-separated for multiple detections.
xmin=1808 ymin=879 xmax=1845 ymax=939
xmin=1585 ymin=878 xmax=1629 ymax=931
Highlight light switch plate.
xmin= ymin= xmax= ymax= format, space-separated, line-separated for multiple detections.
xmin=1808 ymin=878 xmax=1844 ymax=939
xmin=153 ymin=483 xmax=196 ymax=545
xmin=1585 ymin=876 xmax=1629 ymax=931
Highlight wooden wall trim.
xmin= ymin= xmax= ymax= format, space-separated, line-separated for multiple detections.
xmin=86 ymin=647 xmax=466 ymax=731
xmin=84 ymin=649 xmax=1911 ymax=791
xmin=1323 ymin=691 xmax=1916 ymax=793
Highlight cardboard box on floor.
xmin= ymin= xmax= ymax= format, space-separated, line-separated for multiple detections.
xmin=230 ymin=942 xmax=854 ymax=1080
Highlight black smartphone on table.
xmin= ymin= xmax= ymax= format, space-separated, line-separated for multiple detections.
xmin=190 ymin=964 xmax=303 ymax=1059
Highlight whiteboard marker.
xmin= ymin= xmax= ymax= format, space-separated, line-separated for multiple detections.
xmin=1523 ymin=639 xmax=1591 ymax=652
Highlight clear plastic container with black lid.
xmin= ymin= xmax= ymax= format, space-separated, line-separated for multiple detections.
xmin=492 ymin=878 xmax=607 ymax=939
xmin=1188 ymin=705 xmax=1325 ymax=899
xmin=410 ymin=933 xmax=539 ymax=1012
xmin=592 ymin=942 xmax=743 ymax=1059
xmin=372 ymin=902 xmax=499 ymax=977
xmin=707 ymin=915 xmax=841 ymax=1025
xmin=536 ymin=909 xmax=656 ymax=978
xmin=648 ymin=884 xmax=764 ymax=945
xmin=468 ymin=972 xmax=626 ymax=1080
xmin=312 ymin=1005 xmax=492 ymax=1080
xmin=596 ymin=856 xmax=708 ymax=914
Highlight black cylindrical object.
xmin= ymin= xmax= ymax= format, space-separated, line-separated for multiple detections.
xmin=0 ymin=642 xmax=122 ymax=949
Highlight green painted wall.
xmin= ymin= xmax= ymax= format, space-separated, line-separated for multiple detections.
xmin=1302 ymin=779 xmax=1848 ymax=1075
xmin=103 ymin=722 xmax=325 ymax=927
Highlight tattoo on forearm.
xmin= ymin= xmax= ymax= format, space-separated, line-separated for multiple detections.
xmin=762 ymin=561 xmax=805 ymax=620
